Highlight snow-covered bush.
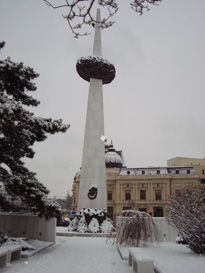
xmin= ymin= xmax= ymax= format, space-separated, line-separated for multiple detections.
xmin=110 ymin=210 xmax=159 ymax=247
xmin=68 ymin=208 xmax=115 ymax=233
xmin=68 ymin=217 xmax=79 ymax=232
xmin=88 ymin=218 xmax=99 ymax=233
xmin=167 ymin=187 xmax=205 ymax=255
xmin=100 ymin=219 xmax=114 ymax=233
xmin=77 ymin=216 xmax=88 ymax=233
xmin=0 ymin=228 xmax=8 ymax=246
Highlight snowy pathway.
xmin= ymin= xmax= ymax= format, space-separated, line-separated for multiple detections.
xmin=1 ymin=236 xmax=133 ymax=273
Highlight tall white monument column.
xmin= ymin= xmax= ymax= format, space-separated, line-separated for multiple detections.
xmin=76 ymin=9 xmax=115 ymax=211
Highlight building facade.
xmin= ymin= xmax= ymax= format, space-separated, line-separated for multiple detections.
xmin=71 ymin=149 xmax=205 ymax=219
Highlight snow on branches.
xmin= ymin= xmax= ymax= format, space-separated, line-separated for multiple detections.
xmin=131 ymin=0 xmax=162 ymax=15
xmin=44 ymin=0 xmax=162 ymax=38
xmin=44 ymin=0 xmax=118 ymax=38
xmin=167 ymin=187 xmax=205 ymax=255
xmin=0 ymin=42 xmax=70 ymax=219
xmin=108 ymin=210 xmax=160 ymax=246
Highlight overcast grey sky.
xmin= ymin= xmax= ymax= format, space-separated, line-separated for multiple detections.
xmin=1 ymin=0 xmax=205 ymax=198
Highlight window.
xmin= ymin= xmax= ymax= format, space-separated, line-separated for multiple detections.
xmin=122 ymin=207 xmax=132 ymax=216
xmin=107 ymin=207 xmax=113 ymax=219
xmin=139 ymin=208 xmax=147 ymax=213
xmin=202 ymin=169 xmax=205 ymax=175
xmin=125 ymin=191 xmax=131 ymax=200
xmin=127 ymin=171 xmax=130 ymax=175
xmin=142 ymin=170 xmax=145 ymax=175
xmin=155 ymin=190 xmax=161 ymax=200
xmin=123 ymin=206 xmax=132 ymax=211
xmin=157 ymin=170 xmax=160 ymax=174
xmin=140 ymin=190 xmax=146 ymax=200
xmin=108 ymin=191 xmax=112 ymax=200
xmin=153 ymin=207 xmax=163 ymax=217
xmin=176 ymin=170 xmax=179 ymax=174
xmin=187 ymin=169 xmax=190 ymax=174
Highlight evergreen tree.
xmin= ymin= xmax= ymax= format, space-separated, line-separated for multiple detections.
xmin=0 ymin=42 xmax=70 ymax=219
xmin=65 ymin=191 xmax=73 ymax=210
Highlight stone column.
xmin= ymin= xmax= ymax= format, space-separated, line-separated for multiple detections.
xmin=77 ymin=76 xmax=107 ymax=210
xmin=76 ymin=9 xmax=115 ymax=211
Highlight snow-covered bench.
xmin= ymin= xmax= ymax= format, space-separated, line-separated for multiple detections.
xmin=129 ymin=247 xmax=154 ymax=273
xmin=0 ymin=245 xmax=21 ymax=267
xmin=0 ymin=247 xmax=8 ymax=267
xmin=7 ymin=245 xmax=22 ymax=263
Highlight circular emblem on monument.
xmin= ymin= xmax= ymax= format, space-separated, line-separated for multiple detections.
xmin=87 ymin=186 xmax=98 ymax=200
xmin=76 ymin=56 xmax=115 ymax=84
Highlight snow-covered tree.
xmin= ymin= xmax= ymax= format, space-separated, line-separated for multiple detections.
xmin=110 ymin=210 xmax=159 ymax=246
xmin=65 ymin=191 xmax=73 ymax=210
xmin=44 ymin=0 xmax=162 ymax=38
xmin=167 ymin=187 xmax=205 ymax=255
xmin=0 ymin=42 xmax=70 ymax=219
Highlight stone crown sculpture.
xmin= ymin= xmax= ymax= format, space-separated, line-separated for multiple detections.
xmin=76 ymin=56 xmax=115 ymax=84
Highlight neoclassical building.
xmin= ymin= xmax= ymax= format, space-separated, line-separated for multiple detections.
xmin=71 ymin=142 xmax=205 ymax=219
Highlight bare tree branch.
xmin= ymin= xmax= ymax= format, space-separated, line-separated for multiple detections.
xmin=131 ymin=0 xmax=162 ymax=15
xmin=44 ymin=0 xmax=119 ymax=38
xmin=44 ymin=0 xmax=162 ymax=38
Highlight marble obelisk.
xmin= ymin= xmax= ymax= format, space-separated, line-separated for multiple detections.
xmin=76 ymin=9 xmax=115 ymax=211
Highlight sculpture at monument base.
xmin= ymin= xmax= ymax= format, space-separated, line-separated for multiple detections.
xmin=68 ymin=208 xmax=115 ymax=233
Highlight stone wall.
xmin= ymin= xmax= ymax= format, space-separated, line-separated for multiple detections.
xmin=0 ymin=214 xmax=56 ymax=243
xmin=152 ymin=217 xmax=178 ymax=242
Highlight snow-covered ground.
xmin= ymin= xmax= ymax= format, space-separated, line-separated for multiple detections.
xmin=1 ymin=236 xmax=132 ymax=273
xmin=1 ymin=231 xmax=205 ymax=273
xmin=145 ymin=242 xmax=205 ymax=273
xmin=118 ymin=242 xmax=205 ymax=273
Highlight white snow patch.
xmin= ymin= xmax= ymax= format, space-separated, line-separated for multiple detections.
xmin=100 ymin=220 xmax=114 ymax=233
xmin=88 ymin=184 xmax=98 ymax=190
xmin=88 ymin=217 xmax=100 ymax=233
xmin=1 ymin=237 xmax=205 ymax=273
xmin=100 ymin=135 xmax=106 ymax=141
xmin=118 ymin=242 xmax=205 ymax=273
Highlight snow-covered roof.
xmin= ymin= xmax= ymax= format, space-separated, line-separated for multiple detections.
xmin=120 ymin=166 xmax=195 ymax=176
xmin=105 ymin=151 xmax=123 ymax=168
xmin=105 ymin=151 xmax=122 ymax=163
xmin=74 ymin=170 xmax=81 ymax=180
